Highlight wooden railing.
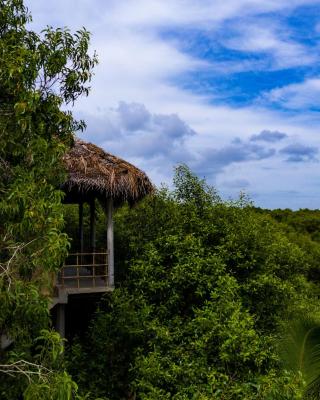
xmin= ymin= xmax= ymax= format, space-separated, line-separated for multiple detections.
xmin=57 ymin=251 xmax=108 ymax=290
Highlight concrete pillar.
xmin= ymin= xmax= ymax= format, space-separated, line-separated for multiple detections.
xmin=56 ymin=304 xmax=66 ymax=339
xmin=107 ymin=199 xmax=114 ymax=287
xmin=90 ymin=198 xmax=96 ymax=251
xmin=79 ymin=201 xmax=84 ymax=252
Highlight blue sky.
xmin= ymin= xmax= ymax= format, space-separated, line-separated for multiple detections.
xmin=26 ymin=0 xmax=320 ymax=209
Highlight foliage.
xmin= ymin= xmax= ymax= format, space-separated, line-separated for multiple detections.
xmin=255 ymin=207 xmax=320 ymax=283
xmin=279 ymin=315 xmax=320 ymax=399
xmin=0 ymin=329 xmax=88 ymax=400
xmin=68 ymin=166 xmax=320 ymax=399
xmin=0 ymin=0 xmax=97 ymax=397
xmin=265 ymin=209 xmax=320 ymax=243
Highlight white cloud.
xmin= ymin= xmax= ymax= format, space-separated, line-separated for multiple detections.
xmin=27 ymin=0 xmax=320 ymax=31
xmin=266 ymin=78 xmax=320 ymax=109
xmin=221 ymin=22 xmax=317 ymax=69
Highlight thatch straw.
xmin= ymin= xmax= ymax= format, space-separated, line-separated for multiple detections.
xmin=62 ymin=139 xmax=154 ymax=205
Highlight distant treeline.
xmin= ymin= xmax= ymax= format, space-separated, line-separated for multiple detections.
xmin=255 ymin=208 xmax=320 ymax=242
xmin=253 ymin=207 xmax=320 ymax=283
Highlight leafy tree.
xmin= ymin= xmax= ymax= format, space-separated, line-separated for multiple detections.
xmin=0 ymin=0 xmax=97 ymax=398
xmin=68 ymin=166 xmax=318 ymax=399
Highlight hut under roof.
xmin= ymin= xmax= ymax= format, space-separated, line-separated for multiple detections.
xmin=44 ymin=139 xmax=154 ymax=338
xmin=62 ymin=138 xmax=154 ymax=205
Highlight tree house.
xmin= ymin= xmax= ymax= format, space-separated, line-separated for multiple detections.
xmin=51 ymin=139 xmax=153 ymax=337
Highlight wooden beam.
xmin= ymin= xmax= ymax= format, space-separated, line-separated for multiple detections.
xmin=107 ymin=198 xmax=114 ymax=287
xmin=79 ymin=201 xmax=84 ymax=253
xmin=90 ymin=199 xmax=96 ymax=251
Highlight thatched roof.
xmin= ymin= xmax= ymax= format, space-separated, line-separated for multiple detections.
xmin=62 ymin=139 xmax=154 ymax=205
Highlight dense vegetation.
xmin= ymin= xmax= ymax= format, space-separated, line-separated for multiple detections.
xmin=63 ymin=166 xmax=320 ymax=400
xmin=255 ymin=207 xmax=320 ymax=284
xmin=2 ymin=1 xmax=320 ymax=399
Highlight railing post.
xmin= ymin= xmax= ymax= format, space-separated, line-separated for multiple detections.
xmin=107 ymin=199 xmax=114 ymax=287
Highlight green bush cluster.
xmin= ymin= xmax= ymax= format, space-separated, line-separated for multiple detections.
xmin=68 ymin=166 xmax=320 ymax=399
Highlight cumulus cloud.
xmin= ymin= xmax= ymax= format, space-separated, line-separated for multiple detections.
xmin=79 ymin=98 xmax=320 ymax=209
xmin=250 ymin=130 xmax=288 ymax=142
xmin=280 ymin=143 xmax=318 ymax=162
xmin=83 ymin=102 xmax=195 ymax=167
xmin=116 ymin=102 xmax=151 ymax=131
xmin=115 ymin=101 xmax=196 ymax=142
xmin=81 ymin=102 xmax=280 ymax=180
xmin=82 ymin=100 xmax=319 ymax=185
xmin=195 ymin=140 xmax=276 ymax=176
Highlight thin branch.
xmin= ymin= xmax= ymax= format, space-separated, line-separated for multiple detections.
xmin=0 ymin=360 xmax=51 ymax=383
xmin=0 ymin=238 xmax=38 ymax=290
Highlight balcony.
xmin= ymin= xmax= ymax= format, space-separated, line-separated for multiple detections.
xmin=56 ymin=251 xmax=113 ymax=295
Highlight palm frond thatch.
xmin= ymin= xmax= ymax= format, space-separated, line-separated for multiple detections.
xmin=62 ymin=139 xmax=154 ymax=205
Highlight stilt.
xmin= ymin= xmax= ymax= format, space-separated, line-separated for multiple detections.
xmin=90 ymin=199 xmax=96 ymax=251
xmin=107 ymin=199 xmax=114 ymax=287
xmin=79 ymin=201 xmax=84 ymax=252
xmin=56 ymin=304 xmax=66 ymax=339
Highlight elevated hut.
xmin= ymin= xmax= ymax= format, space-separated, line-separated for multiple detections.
xmin=53 ymin=138 xmax=153 ymax=336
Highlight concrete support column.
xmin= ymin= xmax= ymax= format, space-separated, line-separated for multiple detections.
xmin=107 ymin=198 xmax=114 ymax=287
xmin=79 ymin=201 xmax=84 ymax=253
xmin=56 ymin=304 xmax=66 ymax=339
xmin=90 ymin=199 xmax=96 ymax=251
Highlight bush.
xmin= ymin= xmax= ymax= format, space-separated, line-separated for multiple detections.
xmin=68 ymin=166 xmax=318 ymax=399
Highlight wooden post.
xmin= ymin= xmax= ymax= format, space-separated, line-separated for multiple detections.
xmin=79 ymin=201 xmax=84 ymax=253
xmin=107 ymin=198 xmax=114 ymax=287
xmin=56 ymin=304 xmax=66 ymax=339
xmin=90 ymin=198 xmax=96 ymax=251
